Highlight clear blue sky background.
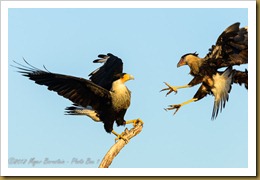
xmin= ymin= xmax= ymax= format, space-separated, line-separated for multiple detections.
xmin=8 ymin=8 xmax=248 ymax=168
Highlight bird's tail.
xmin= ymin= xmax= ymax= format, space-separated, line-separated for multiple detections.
xmin=65 ymin=105 xmax=101 ymax=122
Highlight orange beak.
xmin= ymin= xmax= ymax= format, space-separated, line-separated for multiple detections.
xmin=177 ymin=58 xmax=186 ymax=67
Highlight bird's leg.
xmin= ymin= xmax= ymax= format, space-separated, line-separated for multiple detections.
xmin=165 ymin=98 xmax=198 ymax=115
xmin=112 ymin=130 xmax=129 ymax=143
xmin=125 ymin=118 xmax=144 ymax=127
xmin=111 ymin=119 xmax=143 ymax=143
xmin=160 ymin=82 xmax=191 ymax=96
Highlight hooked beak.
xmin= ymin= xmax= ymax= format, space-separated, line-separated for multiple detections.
xmin=128 ymin=74 xmax=135 ymax=80
xmin=122 ymin=74 xmax=134 ymax=83
xmin=177 ymin=58 xmax=186 ymax=67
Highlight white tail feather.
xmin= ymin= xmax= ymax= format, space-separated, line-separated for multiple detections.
xmin=65 ymin=106 xmax=101 ymax=122
xmin=211 ymin=67 xmax=234 ymax=119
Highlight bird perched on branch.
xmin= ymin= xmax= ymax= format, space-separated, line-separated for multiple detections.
xmin=161 ymin=22 xmax=248 ymax=119
xmin=13 ymin=53 xmax=142 ymax=140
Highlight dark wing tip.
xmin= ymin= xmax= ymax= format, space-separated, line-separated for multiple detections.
xmin=98 ymin=54 xmax=107 ymax=58
xmin=107 ymin=53 xmax=114 ymax=57
xmin=11 ymin=58 xmax=44 ymax=75
xmin=97 ymin=53 xmax=114 ymax=58
xmin=65 ymin=106 xmax=77 ymax=110
xmin=224 ymin=22 xmax=240 ymax=34
xmin=93 ymin=59 xmax=103 ymax=63
xmin=93 ymin=54 xmax=111 ymax=63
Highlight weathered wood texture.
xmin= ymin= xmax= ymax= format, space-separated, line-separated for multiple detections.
xmin=99 ymin=121 xmax=143 ymax=168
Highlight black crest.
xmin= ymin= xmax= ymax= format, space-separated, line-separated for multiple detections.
xmin=181 ymin=52 xmax=199 ymax=59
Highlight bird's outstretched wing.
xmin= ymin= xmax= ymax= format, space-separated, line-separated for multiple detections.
xmin=89 ymin=53 xmax=123 ymax=90
xmin=13 ymin=60 xmax=111 ymax=109
xmin=204 ymin=22 xmax=248 ymax=68
xmin=233 ymin=69 xmax=248 ymax=89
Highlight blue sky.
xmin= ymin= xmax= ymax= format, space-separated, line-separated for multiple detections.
xmin=7 ymin=7 xmax=249 ymax=170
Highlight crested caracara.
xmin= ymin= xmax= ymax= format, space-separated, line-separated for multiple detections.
xmin=13 ymin=53 xmax=142 ymax=140
xmin=161 ymin=22 xmax=248 ymax=119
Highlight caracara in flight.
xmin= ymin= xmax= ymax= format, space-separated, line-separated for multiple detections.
xmin=161 ymin=22 xmax=248 ymax=119
xmin=13 ymin=53 xmax=142 ymax=140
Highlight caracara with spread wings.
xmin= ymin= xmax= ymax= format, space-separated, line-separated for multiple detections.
xmin=161 ymin=22 xmax=248 ymax=119
xmin=13 ymin=53 xmax=142 ymax=140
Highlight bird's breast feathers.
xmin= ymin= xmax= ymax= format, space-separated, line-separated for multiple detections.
xmin=110 ymin=81 xmax=131 ymax=111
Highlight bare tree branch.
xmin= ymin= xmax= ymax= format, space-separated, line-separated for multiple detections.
xmin=99 ymin=120 xmax=143 ymax=168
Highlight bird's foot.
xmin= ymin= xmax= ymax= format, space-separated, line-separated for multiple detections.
xmin=160 ymin=82 xmax=178 ymax=96
xmin=164 ymin=104 xmax=182 ymax=115
xmin=164 ymin=98 xmax=197 ymax=115
xmin=115 ymin=134 xmax=129 ymax=144
xmin=112 ymin=130 xmax=129 ymax=143
xmin=125 ymin=118 xmax=144 ymax=127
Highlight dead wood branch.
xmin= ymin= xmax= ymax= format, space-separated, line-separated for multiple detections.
xmin=99 ymin=120 xmax=143 ymax=168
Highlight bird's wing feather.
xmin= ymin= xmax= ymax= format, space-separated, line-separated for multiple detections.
xmin=13 ymin=60 xmax=111 ymax=109
xmin=204 ymin=22 xmax=248 ymax=68
xmin=211 ymin=67 xmax=234 ymax=119
xmin=233 ymin=69 xmax=248 ymax=89
xmin=89 ymin=53 xmax=123 ymax=90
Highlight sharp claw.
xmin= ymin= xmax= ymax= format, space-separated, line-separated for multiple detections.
xmin=164 ymin=82 xmax=171 ymax=86
xmin=166 ymin=90 xmax=173 ymax=96
xmin=173 ymin=108 xmax=180 ymax=115
xmin=160 ymin=87 xmax=169 ymax=92
xmin=112 ymin=130 xmax=129 ymax=143
xmin=165 ymin=104 xmax=182 ymax=115
xmin=125 ymin=118 xmax=144 ymax=127
xmin=134 ymin=118 xmax=144 ymax=126
xmin=115 ymin=134 xmax=129 ymax=144
xmin=160 ymin=82 xmax=178 ymax=96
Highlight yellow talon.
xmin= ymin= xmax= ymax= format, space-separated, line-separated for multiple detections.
xmin=166 ymin=98 xmax=198 ymax=115
xmin=112 ymin=130 xmax=129 ymax=143
xmin=166 ymin=104 xmax=182 ymax=115
xmin=125 ymin=118 xmax=144 ymax=126
xmin=160 ymin=82 xmax=178 ymax=96
xmin=161 ymin=82 xmax=192 ymax=96
xmin=111 ymin=119 xmax=143 ymax=143
xmin=115 ymin=135 xmax=128 ymax=144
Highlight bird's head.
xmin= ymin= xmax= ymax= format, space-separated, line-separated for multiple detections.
xmin=114 ymin=73 xmax=134 ymax=83
xmin=177 ymin=52 xmax=199 ymax=67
